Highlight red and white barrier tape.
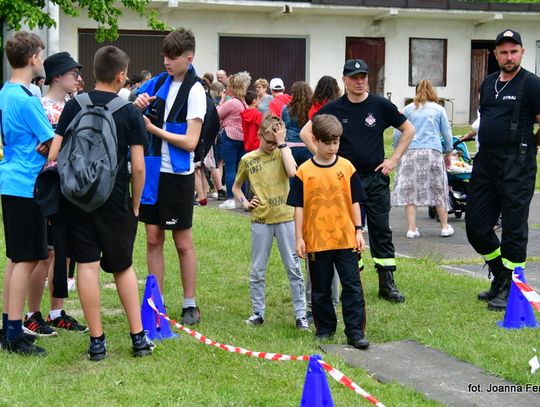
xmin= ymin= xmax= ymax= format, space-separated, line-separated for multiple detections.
xmin=148 ymin=297 xmax=309 ymax=361
xmin=147 ymin=297 xmax=385 ymax=406
xmin=318 ymin=360 xmax=386 ymax=407
xmin=512 ymin=274 xmax=540 ymax=312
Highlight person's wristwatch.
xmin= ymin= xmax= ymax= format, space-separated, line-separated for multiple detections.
xmin=277 ymin=143 xmax=288 ymax=149
xmin=355 ymin=225 xmax=364 ymax=231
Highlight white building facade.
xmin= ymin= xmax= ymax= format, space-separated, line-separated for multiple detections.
xmin=43 ymin=1 xmax=540 ymax=124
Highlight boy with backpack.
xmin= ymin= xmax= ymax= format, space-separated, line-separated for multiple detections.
xmin=287 ymin=114 xmax=369 ymax=349
xmin=134 ymin=28 xmax=206 ymax=325
xmin=24 ymin=51 xmax=88 ymax=337
xmin=0 ymin=32 xmax=53 ymax=356
xmin=232 ymin=115 xmax=308 ymax=329
xmin=47 ymin=45 xmax=152 ymax=361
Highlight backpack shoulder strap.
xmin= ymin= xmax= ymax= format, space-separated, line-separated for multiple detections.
xmin=74 ymin=93 xmax=93 ymax=110
xmin=105 ymin=96 xmax=131 ymax=115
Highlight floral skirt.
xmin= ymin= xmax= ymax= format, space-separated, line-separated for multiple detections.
xmin=391 ymin=148 xmax=449 ymax=207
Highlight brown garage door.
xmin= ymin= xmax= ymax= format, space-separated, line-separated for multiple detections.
xmin=219 ymin=36 xmax=306 ymax=91
xmin=78 ymin=29 xmax=169 ymax=91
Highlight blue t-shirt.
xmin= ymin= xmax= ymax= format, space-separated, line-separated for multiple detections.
xmin=0 ymin=82 xmax=54 ymax=198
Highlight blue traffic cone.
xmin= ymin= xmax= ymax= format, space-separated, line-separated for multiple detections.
xmin=497 ymin=267 xmax=540 ymax=329
xmin=141 ymin=274 xmax=178 ymax=340
xmin=299 ymin=355 xmax=334 ymax=407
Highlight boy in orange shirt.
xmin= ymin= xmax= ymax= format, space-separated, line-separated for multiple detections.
xmin=287 ymin=114 xmax=369 ymax=349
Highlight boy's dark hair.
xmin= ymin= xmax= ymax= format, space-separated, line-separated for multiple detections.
xmin=312 ymin=114 xmax=342 ymax=142
xmin=245 ymin=90 xmax=257 ymax=106
xmin=131 ymin=73 xmax=144 ymax=84
xmin=162 ymin=28 xmax=196 ymax=58
xmin=93 ymin=46 xmax=129 ymax=83
xmin=6 ymin=31 xmax=45 ymax=69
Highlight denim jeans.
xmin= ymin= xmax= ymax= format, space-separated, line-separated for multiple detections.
xmin=221 ymin=132 xmax=245 ymax=199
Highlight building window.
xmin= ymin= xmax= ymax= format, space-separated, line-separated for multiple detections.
xmin=409 ymin=38 xmax=447 ymax=86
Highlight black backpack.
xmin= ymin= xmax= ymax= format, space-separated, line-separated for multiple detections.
xmin=57 ymin=93 xmax=130 ymax=212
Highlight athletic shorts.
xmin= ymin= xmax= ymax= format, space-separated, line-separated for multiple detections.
xmin=1 ymin=195 xmax=48 ymax=262
xmin=65 ymin=200 xmax=138 ymax=273
xmin=139 ymin=172 xmax=195 ymax=230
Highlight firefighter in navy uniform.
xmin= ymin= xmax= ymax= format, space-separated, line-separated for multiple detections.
xmin=466 ymin=29 xmax=540 ymax=311
xmin=300 ymin=59 xmax=415 ymax=302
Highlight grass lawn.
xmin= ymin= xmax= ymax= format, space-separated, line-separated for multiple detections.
xmin=1 ymin=207 xmax=540 ymax=406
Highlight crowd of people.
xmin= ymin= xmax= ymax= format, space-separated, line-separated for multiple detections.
xmin=0 ymin=27 xmax=539 ymax=363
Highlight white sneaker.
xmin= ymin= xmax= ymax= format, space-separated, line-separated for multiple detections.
xmin=219 ymin=199 xmax=237 ymax=210
xmin=406 ymin=229 xmax=420 ymax=238
xmin=208 ymin=191 xmax=218 ymax=199
xmin=441 ymin=225 xmax=454 ymax=237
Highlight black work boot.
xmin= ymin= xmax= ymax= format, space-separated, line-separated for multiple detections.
xmin=487 ymin=267 xmax=512 ymax=311
xmin=377 ymin=268 xmax=405 ymax=303
xmin=478 ymin=257 xmax=504 ymax=301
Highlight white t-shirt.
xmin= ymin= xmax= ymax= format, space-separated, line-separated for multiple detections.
xmin=160 ymin=81 xmax=206 ymax=175
xmin=118 ymin=87 xmax=131 ymax=100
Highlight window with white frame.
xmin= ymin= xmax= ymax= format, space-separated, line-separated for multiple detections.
xmin=409 ymin=38 xmax=447 ymax=87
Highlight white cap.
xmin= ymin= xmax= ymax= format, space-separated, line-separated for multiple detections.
xmin=269 ymin=78 xmax=285 ymax=91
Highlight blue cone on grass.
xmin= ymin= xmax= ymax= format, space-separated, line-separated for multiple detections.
xmin=300 ymin=355 xmax=334 ymax=407
xmin=497 ymin=267 xmax=540 ymax=329
xmin=141 ymin=274 xmax=178 ymax=340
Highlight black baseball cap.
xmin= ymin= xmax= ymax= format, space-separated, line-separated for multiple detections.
xmin=44 ymin=52 xmax=82 ymax=85
xmin=343 ymin=59 xmax=369 ymax=77
xmin=495 ymin=29 xmax=522 ymax=46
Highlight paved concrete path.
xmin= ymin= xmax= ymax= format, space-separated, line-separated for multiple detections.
xmin=389 ymin=192 xmax=540 ymax=261
xmin=322 ymin=341 xmax=540 ymax=407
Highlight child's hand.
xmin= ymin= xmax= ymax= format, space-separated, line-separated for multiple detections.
xmin=296 ymin=238 xmax=306 ymax=259
xmin=272 ymin=122 xmax=286 ymax=145
xmin=133 ymin=93 xmax=156 ymax=111
xmin=244 ymin=195 xmax=260 ymax=211
xmin=142 ymin=115 xmax=156 ymax=133
xmin=36 ymin=142 xmax=50 ymax=156
xmin=355 ymin=230 xmax=365 ymax=252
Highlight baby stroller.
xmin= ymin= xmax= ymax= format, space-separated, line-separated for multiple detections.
xmin=428 ymin=136 xmax=473 ymax=220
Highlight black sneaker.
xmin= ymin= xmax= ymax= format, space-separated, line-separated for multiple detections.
xmin=88 ymin=336 xmax=106 ymax=361
xmin=3 ymin=332 xmax=46 ymax=356
xmin=296 ymin=317 xmax=309 ymax=331
xmin=132 ymin=332 xmax=155 ymax=357
xmin=181 ymin=306 xmax=201 ymax=325
xmin=24 ymin=311 xmax=57 ymax=337
xmin=48 ymin=311 xmax=88 ymax=333
xmin=217 ymin=189 xmax=227 ymax=201
xmin=347 ymin=336 xmax=370 ymax=350
xmin=245 ymin=313 xmax=264 ymax=326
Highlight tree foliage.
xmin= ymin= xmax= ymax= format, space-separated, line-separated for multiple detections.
xmin=0 ymin=0 xmax=168 ymax=42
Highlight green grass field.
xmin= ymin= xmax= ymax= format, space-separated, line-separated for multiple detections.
xmin=1 ymin=207 xmax=539 ymax=406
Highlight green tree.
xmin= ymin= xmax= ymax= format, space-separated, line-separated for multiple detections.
xmin=0 ymin=0 xmax=168 ymax=42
